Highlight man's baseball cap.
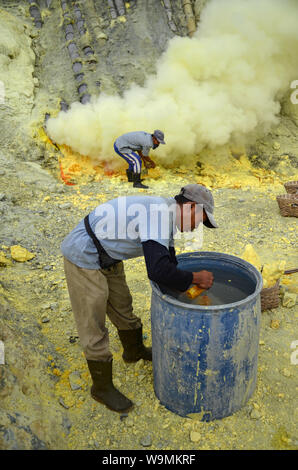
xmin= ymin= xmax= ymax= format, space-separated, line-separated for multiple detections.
xmin=178 ymin=184 xmax=218 ymax=228
xmin=153 ymin=129 xmax=165 ymax=144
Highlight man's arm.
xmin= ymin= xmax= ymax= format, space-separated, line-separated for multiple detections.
xmin=137 ymin=150 xmax=156 ymax=169
xmin=142 ymin=240 xmax=193 ymax=292
xmin=142 ymin=240 xmax=214 ymax=291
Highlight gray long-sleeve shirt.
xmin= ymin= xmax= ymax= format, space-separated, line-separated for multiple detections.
xmin=115 ymin=131 xmax=154 ymax=156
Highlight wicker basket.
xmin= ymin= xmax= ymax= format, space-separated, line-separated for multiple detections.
xmin=261 ymin=281 xmax=280 ymax=312
xmin=284 ymin=181 xmax=298 ymax=194
xmin=276 ymin=194 xmax=298 ymax=217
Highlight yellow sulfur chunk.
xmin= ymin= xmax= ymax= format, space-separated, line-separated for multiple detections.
xmin=262 ymin=261 xmax=286 ymax=288
xmin=186 ymin=285 xmax=205 ymax=299
xmin=270 ymin=319 xmax=280 ymax=329
xmin=241 ymin=245 xmax=286 ymax=288
xmin=10 ymin=245 xmax=35 ymax=262
xmin=0 ymin=251 xmax=12 ymax=266
xmin=241 ymin=244 xmax=262 ymax=271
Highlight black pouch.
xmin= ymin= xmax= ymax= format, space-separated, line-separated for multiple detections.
xmin=84 ymin=215 xmax=121 ymax=269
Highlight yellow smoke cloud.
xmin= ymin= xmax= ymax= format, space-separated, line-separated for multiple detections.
xmin=46 ymin=0 xmax=298 ymax=168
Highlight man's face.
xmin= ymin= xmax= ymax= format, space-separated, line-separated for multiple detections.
xmin=176 ymin=203 xmax=207 ymax=232
xmin=152 ymin=136 xmax=160 ymax=149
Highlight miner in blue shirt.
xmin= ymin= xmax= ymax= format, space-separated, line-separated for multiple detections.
xmin=61 ymin=184 xmax=218 ymax=413
xmin=114 ymin=130 xmax=165 ymax=189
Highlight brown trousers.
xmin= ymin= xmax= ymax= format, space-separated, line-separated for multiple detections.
xmin=63 ymin=257 xmax=142 ymax=361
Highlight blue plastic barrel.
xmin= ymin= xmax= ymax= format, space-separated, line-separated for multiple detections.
xmin=150 ymin=251 xmax=263 ymax=421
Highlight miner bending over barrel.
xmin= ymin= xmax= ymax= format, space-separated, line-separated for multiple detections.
xmin=61 ymin=184 xmax=218 ymax=412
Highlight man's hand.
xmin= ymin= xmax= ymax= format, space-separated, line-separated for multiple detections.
xmin=143 ymin=158 xmax=156 ymax=169
xmin=138 ymin=151 xmax=156 ymax=169
xmin=192 ymin=270 xmax=214 ymax=289
xmin=149 ymin=160 xmax=156 ymax=169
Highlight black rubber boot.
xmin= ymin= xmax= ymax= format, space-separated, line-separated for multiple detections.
xmin=126 ymin=169 xmax=133 ymax=182
xmin=87 ymin=359 xmax=133 ymax=412
xmin=132 ymin=172 xmax=149 ymax=189
xmin=118 ymin=327 xmax=152 ymax=363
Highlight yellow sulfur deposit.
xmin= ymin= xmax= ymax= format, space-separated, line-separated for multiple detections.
xmin=270 ymin=319 xmax=280 ymax=329
xmin=241 ymin=245 xmax=286 ymax=288
xmin=186 ymin=285 xmax=205 ymax=299
xmin=0 ymin=251 xmax=12 ymax=266
xmin=262 ymin=261 xmax=286 ymax=288
xmin=281 ymin=273 xmax=298 ymax=294
xmin=46 ymin=0 xmax=298 ymax=169
xmin=147 ymin=166 xmax=161 ymax=180
xmin=241 ymin=244 xmax=262 ymax=272
xmin=10 ymin=245 xmax=35 ymax=262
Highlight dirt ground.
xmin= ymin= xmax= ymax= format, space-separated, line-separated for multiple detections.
xmin=0 ymin=0 xmax=297 ymax=451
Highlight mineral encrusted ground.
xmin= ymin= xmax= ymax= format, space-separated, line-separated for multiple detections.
xmin=0 ymin=0 xmax=297 ymax=450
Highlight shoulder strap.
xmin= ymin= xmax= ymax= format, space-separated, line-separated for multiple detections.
xmin=84 ymin=215 xmax=103 ymax=254
xmin=84 ymin=215 xmax=120 ymax=268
